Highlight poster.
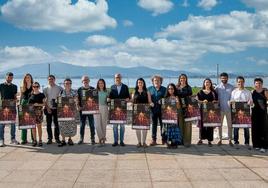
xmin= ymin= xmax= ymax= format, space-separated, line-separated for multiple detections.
xmin=184 ymin=96 xmax=201 ymax=122
xmin=231 ymin=102 xmax=251 ymax=128
xmin=81 ymin=89 xmax=99 ymax=114
xmin=57 ymin=96 xmax=77 ymax=121
xmin=0 ymin=99 xmax=16 ymax=124
xmin=132 ymin=104 xmax=150 ymax=130
xmin=108 ymin=99 xmax=127 ymax=124
xmin=161 ymin=98 xmax=178 ymax=124
xmin=18 ymin=105 xmax=36 ymax=129
xmin=202 ymin=102 xmax=221 ymax=127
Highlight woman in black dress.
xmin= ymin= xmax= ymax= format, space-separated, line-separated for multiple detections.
xmin=132 ymin=78 xmax=152 ymax=147
xmin=197 ymin=78 xmax=218 ymax=147
xmin=251 ymin=78 xmax=268 ymax=153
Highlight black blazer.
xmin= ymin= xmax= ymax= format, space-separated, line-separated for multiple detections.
xmin=109 ymin=83 xmax=130 ymax=99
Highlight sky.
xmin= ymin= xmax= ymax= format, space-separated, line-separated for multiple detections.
xmin=0 ymin=0 xmax=268 ymax=74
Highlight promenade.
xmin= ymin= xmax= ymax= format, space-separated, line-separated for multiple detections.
xmin=0 ymin=125 xmax=268 ymax=188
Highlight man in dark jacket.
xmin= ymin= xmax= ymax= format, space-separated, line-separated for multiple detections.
xmin=77 ymin=75 xmax=95 ymax=144
xmin=108 ymin=73 xmax=130 ymax=146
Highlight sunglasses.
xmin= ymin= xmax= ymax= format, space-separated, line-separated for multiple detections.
xmin=32 ymin=85 xmax=39 ymax=88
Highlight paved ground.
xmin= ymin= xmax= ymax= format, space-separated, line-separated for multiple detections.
xmin=0 ymin=125 xmax=268 ymax=188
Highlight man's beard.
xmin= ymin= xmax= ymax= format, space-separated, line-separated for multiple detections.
xmin=221 ymin=80 xmax=227 ymax=84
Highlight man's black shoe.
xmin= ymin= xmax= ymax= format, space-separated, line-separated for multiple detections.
xmin=112 ymin=142 xmax=118 ymax=147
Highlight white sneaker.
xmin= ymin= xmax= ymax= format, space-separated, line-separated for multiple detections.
xmin=255 ymin=147 xmax=260 ymax=150
xmin=0 ymin=140 xmax=5 ymax=147
xmin=10 ymin=139 xmax=19 ymax=145
xmin=260 ymin=148 xmax=266 ymax=153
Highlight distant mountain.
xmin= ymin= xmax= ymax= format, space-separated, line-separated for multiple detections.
xmin=0 ymin=62 xmax=203 ymax=78
xmin=1 ymin=62 xmax=267 ymax=78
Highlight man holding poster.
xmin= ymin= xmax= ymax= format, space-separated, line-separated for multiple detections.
xmin=230 ymin=76 xmax=253 ymax=149
xmin=77 ymin=76 xmax=95 ymax=145
xmin=43 ymin=75 xmax=63 ymax=145
xmin=108 ymin=73 xmax=130 ymax=147
xmin=0 ymin=72 xmax=19 ymax=147
xmin=148 ymin=75 xmax=166 ymax=146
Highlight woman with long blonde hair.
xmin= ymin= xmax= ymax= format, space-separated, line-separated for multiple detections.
xmin=20 ymin=73 xmax=34 ymax=144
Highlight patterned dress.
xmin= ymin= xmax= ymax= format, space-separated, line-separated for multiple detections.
xmin=58 ymin=89 xmax=78 ymax=137
xmin=162 ymin=97 xmax=183 ymax=147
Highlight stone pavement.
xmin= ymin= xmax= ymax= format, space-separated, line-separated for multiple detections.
xmin=0 ymin=125 xmax=268 ymax=188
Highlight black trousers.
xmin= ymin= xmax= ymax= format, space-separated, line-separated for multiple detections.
xmin=45 ymin=109 xmax=60 ymax=141
xmin=252 ymin=111 xmax=267 ymax=148
xmin=152 ymin=112 xmax=165 ymax=141
xmin=200 ymin=126 xmax=214 ymax=142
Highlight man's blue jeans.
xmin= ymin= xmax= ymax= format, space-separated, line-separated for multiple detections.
xmin=0 ymin=124 xmax=16 ymax=141
xmin=113 ymin=124 xmax=125 ymax=144
xmin=233 ymin=128 xmax=249 ymax=144
xmin=80 ymin=113 xmax=95 ymax=141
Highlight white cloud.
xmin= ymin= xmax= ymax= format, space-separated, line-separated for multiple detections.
xmin=0 ymin=46 xmax=53 ymax=71
xmin=182 ymin=0 xmax=190 ymax=8
xmin=138 ymin=0 xmax=173 ymax=16
xmin=247 ymin=57 xmax=268 ymax=65
xmin=0 ymin=0 xmax=117 ymax=33
xmin=241 ymin=0 xmax=268 ymax=11
xmin=58 ymin=36 xmax=205 ymax=70
xmin=123 ymin=20 xmax=134 ymax=27
xmin=197 ymin=0 xmax=218 ymax=11
xmin=155 ymin=11 xmax=268 ymax=53
xmin=85 ymin=35 xmax=117 ymax=46
xmin=2 ymin=34 xmax=268 ymax=73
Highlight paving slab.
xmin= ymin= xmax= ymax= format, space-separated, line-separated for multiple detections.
xmin=0 ymin=126 xmax=267 ymax=188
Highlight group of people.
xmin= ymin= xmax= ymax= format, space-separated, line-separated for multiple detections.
xmin=0 ymin=72 xmax=267 ymax=152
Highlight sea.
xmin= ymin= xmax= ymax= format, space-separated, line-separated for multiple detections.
xmin=3 ymin=77 xmax=268 ymax=90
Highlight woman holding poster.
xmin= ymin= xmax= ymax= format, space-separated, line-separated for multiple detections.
xmin=132 ymin=78 xmax=152 ymax=148
xmin=176 ymin=74 xmax=193 ymax=147
xmin=162 ymin=83 xmax=182 ymax=149
xmin=20 ymin=73 xmax=34 ymax=145
xmin=197 ymin=78 xmax=218 ymax=147
xmin=58 ymin=78 xmax=78 ymax=147
xmin=251 ymin=78 xmax=268 ymax=153
xmin=28 ymin=82 xmax=46 ymax=147
xmin=95 ymin=79 xmax=109 ymax=146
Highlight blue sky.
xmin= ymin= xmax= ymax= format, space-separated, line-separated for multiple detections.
xmin=0 ymin=0 xmax=268 ymax=74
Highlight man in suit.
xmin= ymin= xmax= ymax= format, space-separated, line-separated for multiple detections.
xmin=108 ymin=73 xmax=130 ymax=146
